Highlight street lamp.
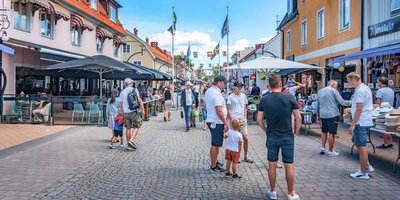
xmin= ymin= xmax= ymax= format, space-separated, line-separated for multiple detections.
xmin=0 ymin=31 xmax=9 ymax=122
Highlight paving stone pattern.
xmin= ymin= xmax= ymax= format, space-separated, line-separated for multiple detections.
xmin=0 ymin=112 xmax=399 ymax=199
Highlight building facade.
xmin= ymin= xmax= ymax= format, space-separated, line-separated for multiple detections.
xmin=278 ymin=0 xmax=362 ymax=89
xmin=1 ymin=0 xmax=126 ymax=96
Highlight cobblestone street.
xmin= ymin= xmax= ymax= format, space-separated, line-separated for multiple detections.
xmin=0 ymin=112 xmax=399 ymax=200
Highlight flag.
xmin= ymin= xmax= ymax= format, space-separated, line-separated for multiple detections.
xmin=173 ymin=10 xmax=177 ymax=31
xmin=193 ymin=52 xmax=198 ymax=58
xmin=167 ymin=25 xmax=174 ymax=35
xmin=222 ymin=51 xmax=227 ymax=56
xmin=207 ymin=51 xmax=213 ymax=57
xmin=221 ymin=15 xmax=229 ymax=39
xmin=211 ymin=43 xmax=220 ymax=60
xmin=185 ymin=44 xmax=191 ymax=62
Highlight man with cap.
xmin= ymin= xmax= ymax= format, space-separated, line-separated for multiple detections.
xmin=138 ymin=81 xmax=151 ymax=121
xmin=180 ymin=81 xmax=195 ymax=132
xmin=119 ymin=78 xmax=145 ymax=150
xmin=205 ymin=75 xmax=229 ymax=172
xmin=227 ymin=82 xmax=254 ymax=163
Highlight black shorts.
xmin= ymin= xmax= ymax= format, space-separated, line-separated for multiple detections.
xmin=113 ymin=129 xmax=123 ymax=137
xmin=321 ymin=117 xmax=339 ymax=135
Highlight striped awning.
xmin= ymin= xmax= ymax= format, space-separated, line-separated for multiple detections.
xmin=96 ymin=27 xmax=112 ymax=40
xmin=50 ymin=2 xmax=69 ymax=22
xmin=71 ymin=14 xmax=93 ymax=32
xmin=113 ymin=35 xmax=125 ymax=46
xmin=12 ymin=0 xmax=51 ymax=14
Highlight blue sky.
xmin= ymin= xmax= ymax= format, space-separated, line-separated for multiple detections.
xmin=118 ymin=0 xmax=287 ymax=68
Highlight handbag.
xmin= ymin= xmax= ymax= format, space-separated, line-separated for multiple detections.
xmin=115 ymin=114 xmax=124 ymax=125
xmin=193 ymin=109 xmax=199 ymax=117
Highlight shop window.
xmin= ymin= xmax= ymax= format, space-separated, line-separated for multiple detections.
xmin=13 ymin=2 xmax=30 ymax=31
xmin=90 ymin=0 xmax=98 ymax=10
xmin=391 ymin=0 xmax=400 ymax=14
xmin=317 ymin=9 xmax=325 ymax=39
xmin=133 ymin=60 xmax=142 ymax=66
xmin=301 ymin=20 xmax=307 ymax=46
xmin=123 ymin=44 xmax=131 ymax=53
xmin=110 ymin=5 xmax=117 ymax=23
xmin=96 ymin=37 xmax=103 ymax=53
xmin=287 ymin=31 xmax=291 ymax=52
xmin=339 ymin=0 xmax=350 ymax=30
xmin=71 ymin=25 xmax=81 ymax=46
xmin=113 ymin=44 xmax=119 ymax=57
xmin=40 ymin=12 xmax=54 ymax=38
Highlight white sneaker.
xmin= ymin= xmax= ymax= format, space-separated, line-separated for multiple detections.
xmin=287 ymin=193 xmax=300 ymax=200
xmin=350 ymin=170 xmax=369 ymax=180
xmin=327 ymin=150 xmax=340 ymax=157
xmin=320 ymin=148 xmax=326 ymax=155
xmin=267 ymin=190 xmax=277 ymax=200
xmin=368 ymin=165 xmax=375 ymax=173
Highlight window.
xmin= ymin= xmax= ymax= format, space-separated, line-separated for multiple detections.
xmin=133 ymin=60 xmax=142 ymax=66
xmin=96 ymin=37 xmax=103 ymax=53
xmin=90 ymin=0 xmax=97 ymax=10
xmin=287 ymin=31 xmax=291 ymax=52
xmin=40 ymin=13 xmax=53 ymax=38
xmin=123 ymin=44 xmax=131 ymax=53
xmin=391 ymin=0 xmax=400 ymax=14
xmin=13 ymin=2 xmax=30 ymax=31
xmin=71 ymin=25 xmax=80 ymax=46
xmin=339 ymin=0 xmax=350 ymax=30
xmin=288 ymin=0 xmax=294 ymax=14
xmin=317 ymin=9 xmax=325 ymax=39
xmin=301 ymin=20 xmax=307 ymax=46
xmin=110 ymin=6 xmax=117 ymax=22
xmin=113 ymin=44 xmax=119 ymax=57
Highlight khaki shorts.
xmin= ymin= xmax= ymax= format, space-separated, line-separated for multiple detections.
xmin=239 ymin=118 xmax=248 ymax=136
xmin=124 ymin=112 xmax=142 ymax=129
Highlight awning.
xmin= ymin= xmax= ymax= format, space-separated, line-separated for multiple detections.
xmin=71 ymin=14 xmax=94 ymax=32
xmin=50 ymin=2 xmax=69 ymax=23
xmin=0 ymin=43 xmax=15 ymax=55
xmin=113 ymin=35 xmax=125 ymax=46
xmin=40 ymin=48 xmax=85 ymax=62
xmin=96 ymin=27 xmax=112 ymax=40
xmin=333 ymin=43 xmax=400 ymax=63
xmin=124 ymin=62 xmax=172 ymax=81
xmin=277 ymin=68 xmax=316 ymax=76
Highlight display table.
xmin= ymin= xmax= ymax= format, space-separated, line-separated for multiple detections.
xmin=300 ymin=111 xmax=317 ymax=135
xmin=369 ymin=128 xmax=400 ymax=172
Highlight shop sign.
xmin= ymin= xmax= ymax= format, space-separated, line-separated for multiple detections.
xmin=0 ymin=14 xmax=10 ymax=31
xmin=368 ymin=16 xmax=400 ymax=38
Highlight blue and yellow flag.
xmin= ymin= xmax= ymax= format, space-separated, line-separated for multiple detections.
xmin=221 ymin=15 xmax=229 ymax=39
xmin=211 ymin=43 xmax=220 ymax=60
xmin=173 ymin=11 xmax=177 ymax=31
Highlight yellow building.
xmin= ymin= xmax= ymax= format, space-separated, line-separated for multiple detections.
xmin=122 ymin=29 xmax=172 ymax=75
xmin=278 ymin=0 xmax=362 ymax=89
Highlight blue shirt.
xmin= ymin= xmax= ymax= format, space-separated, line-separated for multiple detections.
xmin=317 ymin=87 xmax=351 ymax=119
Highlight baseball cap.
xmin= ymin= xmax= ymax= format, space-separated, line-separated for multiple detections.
xmin=124 ymin=78 xmax=134 ymax=84
xmin=233 ymin=82 xmax=244 ymax=87
xmin=213 ymin=75 xmax=227 ymax=83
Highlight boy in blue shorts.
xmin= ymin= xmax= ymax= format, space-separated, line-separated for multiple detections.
xmin=108 ymin=118 xmax=124 ymax=149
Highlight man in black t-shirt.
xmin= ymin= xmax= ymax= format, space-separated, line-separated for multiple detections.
xmin=257 ymin=74 xmax=301 ymax=200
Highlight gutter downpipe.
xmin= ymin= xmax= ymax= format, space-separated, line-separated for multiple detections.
xmin=361 ymin=0 xmax=365 ymax=82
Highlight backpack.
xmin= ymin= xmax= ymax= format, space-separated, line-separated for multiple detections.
xmin=164 ymin=90 xmax=171 ymax=100
xmin=127 ymin=89 xmax=139 ymax=110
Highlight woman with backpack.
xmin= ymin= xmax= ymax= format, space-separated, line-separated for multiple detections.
xmin=163 ymin=85 xmax=173 ymax=122
xmin=106 ymin=90 xmax=123 ymax=148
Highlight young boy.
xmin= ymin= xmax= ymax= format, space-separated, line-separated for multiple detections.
xmin=225 ymin=118 xmax=243 ymax=178
xmin=108 ymin=117 xmax=124 ymax=149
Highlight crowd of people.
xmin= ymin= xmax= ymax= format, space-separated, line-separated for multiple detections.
xmin=104 ymin=71 xmax=393 ymax=200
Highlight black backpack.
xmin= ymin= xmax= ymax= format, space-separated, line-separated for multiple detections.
xmin=127 ymin=89 xmax=139 ymax=110
xmin=164 ymin=90 xmax=171 ymax=100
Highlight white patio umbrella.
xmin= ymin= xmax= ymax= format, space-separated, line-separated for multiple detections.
xmin=226 ymin=56 xmax=321 ymax=70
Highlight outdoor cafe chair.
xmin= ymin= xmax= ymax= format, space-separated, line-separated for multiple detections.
xmin=72 ymin=103 xmax=85 ymax=123
xmin=87 ymin=103 xmax=103 ymax=124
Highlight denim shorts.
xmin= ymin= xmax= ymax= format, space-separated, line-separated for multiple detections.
xmin=352 ymin=125 xmax=370 ymax=147
xmin=266 ymin=134 xmax=295 ymax=164
xmin=207 ymin=123 xmax=224 ymax=147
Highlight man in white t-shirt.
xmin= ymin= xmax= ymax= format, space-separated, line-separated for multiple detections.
xmin=346 ymin=72 xmax=374 ymax=180
xmin=120 ymin=78 xmax=145 ymax=151
xmin=205 ymin=75 xmax=229 ymax=173
xmin=227 ymin=82 xmax=253 ymax=163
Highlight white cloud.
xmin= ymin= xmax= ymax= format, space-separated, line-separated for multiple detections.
xmin=149 ymin=30 xmax=252 ymax=69
xmin=260 ymin=35 xmax=275 ymax=43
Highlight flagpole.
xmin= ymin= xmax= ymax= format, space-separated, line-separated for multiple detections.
xmin=218 ymin=42 xmax=221 ymax=75
xmin=226 ymin=6 xmax=230 ymax=92
xmin=171 ymin=6 xmax=175 ymax=83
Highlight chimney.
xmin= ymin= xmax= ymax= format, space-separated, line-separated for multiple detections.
xmin=133 ymin=28 xmax=138 ymax=36
xmin=255 ymin=43 xmax=263 ymax=49
xmin=163 ymin=49 xmax=167 ymax=54
xmin=145 ymin=37 xmax=149 ymax=44
xmin=150 ymin=41 xmax=158 ymax=47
